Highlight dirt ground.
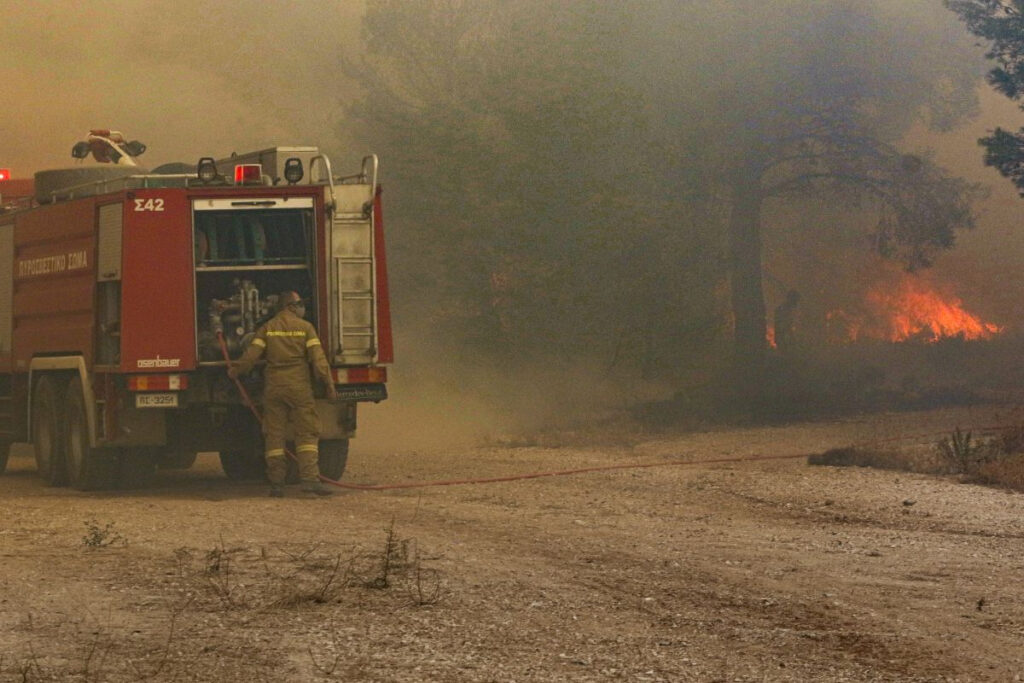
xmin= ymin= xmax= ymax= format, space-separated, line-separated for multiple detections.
xmin=2 ymin=405 xmax=1024 ymax=682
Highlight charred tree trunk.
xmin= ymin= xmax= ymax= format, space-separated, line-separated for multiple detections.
xmin=728 ymin=173 xmax=767 ymax=394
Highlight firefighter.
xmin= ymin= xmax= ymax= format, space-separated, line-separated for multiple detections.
xmin=229 ymin=291 xmax=338 ymax=497
xmin=774 ymin=289 xmax=801 ymax=356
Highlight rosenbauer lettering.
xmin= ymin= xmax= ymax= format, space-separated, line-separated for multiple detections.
xmin=16 ymin=250 xmax=89 ymax=278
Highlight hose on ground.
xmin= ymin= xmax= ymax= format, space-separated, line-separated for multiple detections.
xmin=215 ymin=332 xmax=1015 ymax=492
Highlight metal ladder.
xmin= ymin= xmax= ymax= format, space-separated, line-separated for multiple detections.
xmin=332 ymin=207 xmax=376 ymax=365
xmin=310 ymin=155 xmax=379 ymax=366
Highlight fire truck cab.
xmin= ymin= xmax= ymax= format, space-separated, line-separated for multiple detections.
xmin=0 ymin=134 xmax=392 ymax=489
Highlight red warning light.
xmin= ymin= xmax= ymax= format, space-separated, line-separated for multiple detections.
xmin=0 ymin=169 xmax=10 ymax=181
xmin=234 ymin=164 xmax=262 ymax=184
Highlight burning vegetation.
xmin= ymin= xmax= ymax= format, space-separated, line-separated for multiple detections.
xmin=827 ymin=274 xmax=1002 ymax=344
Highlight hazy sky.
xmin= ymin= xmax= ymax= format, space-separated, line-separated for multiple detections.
xmin=0 ymin=0 xmax=364 ymax=173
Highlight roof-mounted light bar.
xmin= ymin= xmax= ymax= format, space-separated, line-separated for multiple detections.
xmin=234 ymin=164 xmax=262 ymax=185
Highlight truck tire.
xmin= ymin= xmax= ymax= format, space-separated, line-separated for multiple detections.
xmin=32 ymin=375 xmax=68 ymax=486
xmin=219 ymin=412 xmax=266 ymax=480
xmin=284 ymin=439 xmax=349 ymax=483
xmin=319 ymin=439 xmax=349 ymax=481
xmin=65 ymin=376 xmax=116 ymax=491
xmin=34 ymin=167 xmax=144 ymax=203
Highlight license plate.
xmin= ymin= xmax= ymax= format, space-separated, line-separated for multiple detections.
xmin=136 ymin=393 xmax=178 ymax=408
xmin=335 ymin=383 xmax=388 ymax=403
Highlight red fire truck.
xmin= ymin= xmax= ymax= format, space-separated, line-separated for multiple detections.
xmin=0 ymin=131 xmax=392 ymax=489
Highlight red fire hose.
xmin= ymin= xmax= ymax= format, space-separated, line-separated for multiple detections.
xmin=215 ymin=333 xmax=1011 ymax=492
xmin=218 ymin=331 xmax=796 ymax=491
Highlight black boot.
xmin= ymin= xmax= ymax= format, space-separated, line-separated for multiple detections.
xmin=301 ymin=480 xmax=333 ymax=497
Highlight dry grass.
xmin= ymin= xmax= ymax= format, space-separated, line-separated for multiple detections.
xmin=807 ymin=447 xmax=946 ymax=474
xmin=809 ymin=424 xmax=1024 ymax=493
xmin=972 ymin=454 xmax=1024 ymax=491
xmin=185 ymin=524 xmax=444 ymax=611
xmin=1 ymin=525 xmax=445 ymax=681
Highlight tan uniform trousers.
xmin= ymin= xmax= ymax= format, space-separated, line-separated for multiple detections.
xmin=262 ymin=371 xmax=320 ymax=485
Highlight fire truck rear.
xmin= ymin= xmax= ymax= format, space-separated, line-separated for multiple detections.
xmin=0 ymin=131 xmax=392 ymax=489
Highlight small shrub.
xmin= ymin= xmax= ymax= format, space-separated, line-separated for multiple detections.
xmin=405 ymin=560 xmax=445 ymax=606
xmin=971 ymin=454 xmax=1024 ymax=492
xmin=173 ymin=525 xmax=446 ymax=614
xmin=364 ymin=520 xmax=410 ymax=590
xmin=937 ymin=427 xmax=978 ymax=474
xmin=203 ymin=537 xmax=248 ymax=608
xmin=808 ymin=447 xmax=941 ymax=473
xmin=996 ymin=424 xmax=1024 ymax=455
xmin=82 ymin=519 xmax=126 ymax=548
xmin=810 ymin=425 xmax=1024 ymax=494
xmin=261 ymin=548 xmax=353 ymax=608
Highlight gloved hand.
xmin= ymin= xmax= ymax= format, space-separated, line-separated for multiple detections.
xmin=227 ymin=364 xmax=240 ymax=380
xmin=326 ymin=383 xmax=338 ymax=401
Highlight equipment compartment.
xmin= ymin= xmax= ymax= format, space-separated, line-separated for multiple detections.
xmin=192 ymin=200 xmax=319 ymax=361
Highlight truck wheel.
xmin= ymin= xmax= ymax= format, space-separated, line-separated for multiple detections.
xmin=219 ymin=415 xmax=266 ymax=480
xmin=319 ymin=439 xmax=349 ymax=481
xmin=284 ymin=439 xmax=349 ymax=483
xmin=0 ymin=440 xmax=11 ymax=475
xmin=65 ymin=376 xmax=116 ymax=491
xmin=32 ymin=375 xmax=68 ymax=486
xmin=219 ymin=450 xmax=266 ymax=480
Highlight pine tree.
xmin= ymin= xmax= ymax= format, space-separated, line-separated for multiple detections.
xmin=947 ymin=0 xmax=1024 ymax=194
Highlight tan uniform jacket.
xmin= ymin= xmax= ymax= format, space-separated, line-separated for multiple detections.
xmin=234 ymin=309 xmax=332 ymax=390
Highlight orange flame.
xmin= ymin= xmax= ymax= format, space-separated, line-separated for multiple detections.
xmin=829 ymin=276 xmax=1002 ymax=343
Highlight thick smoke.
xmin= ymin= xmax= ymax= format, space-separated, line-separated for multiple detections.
xmin=0 ymin=1 xmax=363 ymax=172
xmin=4 ymin=1 xmax=1023 ymax=437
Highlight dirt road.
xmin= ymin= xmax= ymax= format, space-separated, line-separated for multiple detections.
xmin=1 ymin=406 xmax=1023 ymax=682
